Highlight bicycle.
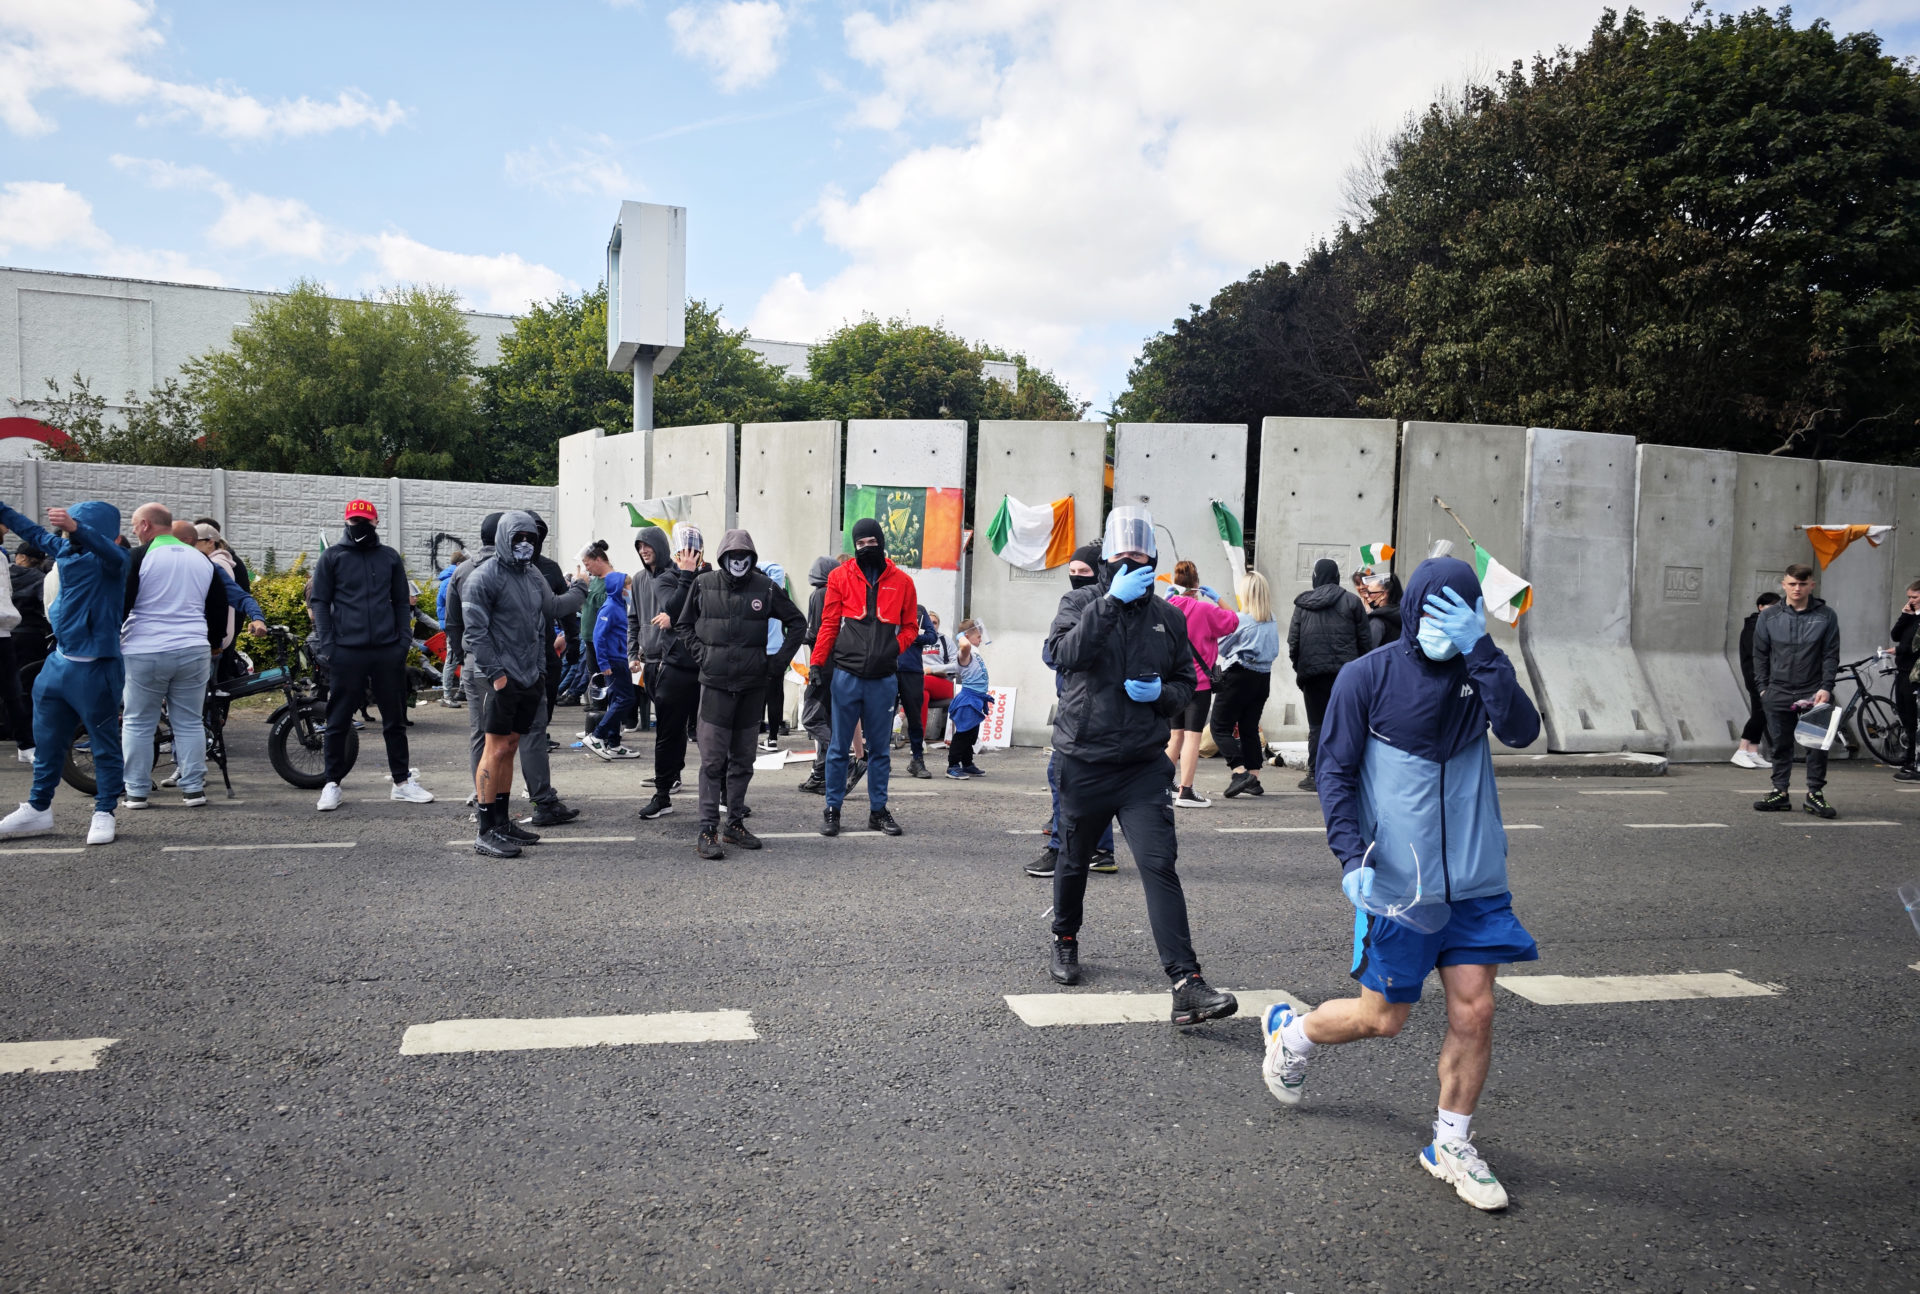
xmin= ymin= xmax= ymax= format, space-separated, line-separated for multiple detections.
xmin=1826 ymin=652 xmax=1909 ymax=767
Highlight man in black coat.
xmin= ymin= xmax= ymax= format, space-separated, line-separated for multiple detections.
xmin=1732 ymin=591 xmax=1782 ymax=768
xmin=1289 ymin=557 xmax=1370 ymax=789
xmin=1752 ymin=563 xmax=1842 ymax=818
xmin=629 ymin=525 xmax=701 ymax=820
xmin=1043 ymin=505 xmax=1237 ymax=1027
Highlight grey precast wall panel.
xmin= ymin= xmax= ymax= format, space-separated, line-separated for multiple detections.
xmin=1893 ymin=465 xmax=1920 ymax=613
xmin=1519 ymin=427 xmax=1667 ymax=753
xmin=1112 ymin=423 xmax=1248 ymax=601
xmin=555 ymin=428 xmax=604 ymax=573
xmin=845 ymin=419 xmax=968 ymax=633
xmin=1631 ymin=445 xmax=1747 ymax=760
xmin=973 ymin=421 xmax=1108 ymax=746
xmin=1724 ymin=453 xmax=1816 ymax=670
xmin=1395 ymin=421 xmax=1543 ymax=751
xmin=585 ymin=430 xmax=653 ymax=575
xmin=738 ymin=421 xmax=843 ymax=580
xmin=1816 ymin=460 xmax=1899 ymax=665
xmin=651 ymin=422 xmax=738 ymax=550
xmin=1254 ymin=417 xmax=1398 ymax=741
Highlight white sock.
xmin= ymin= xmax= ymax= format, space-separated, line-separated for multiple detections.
xmin=1435 ymin=1107 xmax=1472 ymax=1144
xmin=1279 ymin=1012 xmax=1316 ymax=1057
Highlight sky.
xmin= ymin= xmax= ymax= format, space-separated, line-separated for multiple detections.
xmin=2 ymin=0 xmax=1915 ymax=412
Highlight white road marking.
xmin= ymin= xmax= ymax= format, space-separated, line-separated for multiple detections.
xmin=1506 ymin=824 xmax=1545 ymax=830
xmin=162 ymin=842 xmax=356 ymax=852
xmin=752 ymin=831 xmax=892 ymax=840
xmin=1911 ymin=962 xmax=1920 ymax=974
xmin=1578 ymin=789 xmax=1668 ymax=796
xmin=890 ymin=790 xmax=940 ymax=796
xmin=1793 ymin=819 xmax=1902 ymax=827
xmin=399 ymin=1010 xmax=757 ymax=1055
xmin=0 ymin=1037 xmax=118 ymax=1072
xmin=1005 ymin=988 xmax=1312 ymax=1027
xmin=1624 ymin=823 xmax=1728 ymax=830
xmin=443 ymin=836 xmax=636 ymax=846
xmin=0 ymin=847 xmax=86 ymax=855
xmin=1499 ymin=972 xmax=1778 ymax=1004
xmin=1215 ymin=826 xmax=1324 ymax=834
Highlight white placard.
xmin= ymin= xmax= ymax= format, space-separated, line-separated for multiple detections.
xmin=977 ymin=686 xmax=1017 ymax=750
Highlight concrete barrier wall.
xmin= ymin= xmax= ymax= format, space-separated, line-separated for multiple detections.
xmin=1893 ymin=467 xmax=1920 ymax=630
xmin=972 ymin=421 xmax=1108 ymax=745
xmin=1395 ymin=421 xmax=1544 ymax=751
xmin=651 ymin=423 xmax=737 ymax=556
xmin=555 ymin=428 xmax=602 ymax=571
xmin=1253 ymin=417 xmax=1397 ymax=741
xmin=1816 ymin=460 xmax=1899 ymax=663
xmin=1112 ymin=422 xmax=1247 ymax=601
xmin=587 ymin=431 xmax=651 ymax=575
xmin=1520 ymin=427 xmax=1666 ymax=752
xmin=845 ymin=419 xmax=968 ymax=632
xmin=738 ymin=421 xmax=842 ymax=577
xmin=1631 ymin=446 xmax=1747 ymax=760
xmin=1724 ymin=453 xmax=1816 ymax=676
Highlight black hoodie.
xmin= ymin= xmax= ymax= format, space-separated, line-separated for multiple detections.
xmin=1289 ymin=560 xmax=1369 ymax=681
xmin=1045 ymin=560 xmax=1198 ymax=764
xmin=309 ymin=522 xmax=410 ymax=655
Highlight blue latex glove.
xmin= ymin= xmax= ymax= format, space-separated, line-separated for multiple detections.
xmin=1341 ymin=865 xmax=1375 ymax=908
xmin=1197 ymin=584 xmax=1221 ymax=603
xmin=1123 ymin=676 xmax=1162 ymax=703
xmin=1421 ymin=586 xmax=1487 ymax=654
xmin=1108 ymin=564 xmax=1155 ymax=603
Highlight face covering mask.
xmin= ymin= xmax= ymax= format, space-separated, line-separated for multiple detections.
xmin=510 ymin=540 xmax=536 ymax=562
xmin=724 ymin=556 xmax=752 ymax=578
xmin=1068 ymin=569 xmax=1097 ymax=590
xmin=1417 ymin=616 xmax=1460 ymax=661
xmin=855 ymin=545 xmax=886 ymax=574
xmin=347 ymin=519 xmax=376 ymax=545
xmin=1103 ymin=555 xmax=1156 ymax=584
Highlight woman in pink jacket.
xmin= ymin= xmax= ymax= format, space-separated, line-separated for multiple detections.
xmin=1165 ymin=560 xmax=1243 ymax=808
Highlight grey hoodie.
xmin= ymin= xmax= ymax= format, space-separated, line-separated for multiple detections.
xmin=627 ymin=524 xmax=696 ymax=672
xmin=460 ymin=509 xmax=586 ymax=688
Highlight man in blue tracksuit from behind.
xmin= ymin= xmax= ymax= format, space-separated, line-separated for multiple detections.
xmin=1258 ymin=556 xmax=1541 ymax=1212
xmin=0 ymin=499 xmax=129 ymax=844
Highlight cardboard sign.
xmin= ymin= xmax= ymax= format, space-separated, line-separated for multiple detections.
xmin=977 ymin=686 xmax=1017 ymax=750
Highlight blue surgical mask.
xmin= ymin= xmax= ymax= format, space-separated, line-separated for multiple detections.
xmin=511 ymin=540 xmax=536 ymax=562
xmin=1417 ymin=616 xmax=1459 ymax=661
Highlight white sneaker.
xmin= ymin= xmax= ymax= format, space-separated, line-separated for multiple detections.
xmin=1260 ymin=1002 xmax=1309 ymax=1106
xmin=390 ymin=777 xmax=435 ymax=804
xmin=316 ymin=782 xmax=342 ymax=812
xmin=1730 ymin=749 xmax=1767 ymax=769
xmin=159 ymin=770 xmax=180 ymax=788
xmin=15 ymin=747 xmax=32 ymax=764
xmin=583 ymin=735 xmax=614 ymax=761
xmin=608 ymin=745 xmax=642 ymax=760
xmin=1421 ymin=1135 xmax=1509 ymax=1211
xmin=0 ymin=802 xmax=53 ymax=837
xmin=757 ymin=738 xmax=779 ymax=754
xmin=1174 ymin=787 xmax=1211 ymax=809
xmin=86 ymin=811 xmax=115 ymax=845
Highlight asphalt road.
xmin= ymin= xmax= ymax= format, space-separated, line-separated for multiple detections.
xmin=1 ymin=702 xmax=1915 ymax=1292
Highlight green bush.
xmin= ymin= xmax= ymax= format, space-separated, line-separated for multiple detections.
xmin=250 ymin=556 xmax=313 ymax=641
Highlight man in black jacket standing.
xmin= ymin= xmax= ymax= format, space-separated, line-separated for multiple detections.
xmin=310 ymin=500 xmax=434 ymax=811
xmin=675 ymin=528 xmax=805 ymax=859
xmin=1045 ymin=505 xmax=1236 ymax=1027
xmin=1289 ymin=558 xmax=1370 ymax=790
xmin=1752 ymin=563 xmax=1843 ymax=817
xmin=629 ymin=525 xmax=701 ymax=820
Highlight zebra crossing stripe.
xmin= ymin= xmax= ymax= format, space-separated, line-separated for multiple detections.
xmin=1005 ymin=988 xmax=1311 ymax=1027
xmin=1499 ymin=972 xmax=1778 ymax=1004
xmin=399 ymin=1010 xmax=758 ymax=1055
xmin=0 ymin=1038 xmax=118 ymax=1073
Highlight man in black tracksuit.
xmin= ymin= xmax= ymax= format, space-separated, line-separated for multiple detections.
xmin=1752 ymin=562 xmax=1843 ymax=818
xmin=675 ymin=528 xmax=805 ymax=859
xmin=629 ymin=525 xmax=700 ymax=820
xmin=1045 ymin=505 xmax=1237 ymax=1026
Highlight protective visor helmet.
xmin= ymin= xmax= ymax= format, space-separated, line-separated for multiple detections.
xmin=1100 ymin=505 xmax=1157 ymax=562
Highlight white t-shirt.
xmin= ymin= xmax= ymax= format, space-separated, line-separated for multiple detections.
xmin=121 ymin=539 xmax=216 ymax=655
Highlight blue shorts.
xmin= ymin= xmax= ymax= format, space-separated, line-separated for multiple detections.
xmin=1350 ymin=892 xmax=1538 ymax=1004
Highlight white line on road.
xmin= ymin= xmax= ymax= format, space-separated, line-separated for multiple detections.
xmin=1579 ymin=789 xmax=1669 ymax=796
xmin=1791 ymin=819 xmax=1902 ymax=827
xmin=1005 ymin=988 xmax=1312 ymax=1027
xmin=1624 ymin=823 xmax=1728 ymax=830
xmin=0 ymin=1037 xmax=118 ymax=1073
xmin=1215 ymin=826 xmax=1325 ymax=834
xmin=399 ymin=1010 xmax=757 ymax=1055
xmin=1499 ymin=972 xmax=1778 ymax=1004
xmin=443 ymin=836 xmax=636 ymax=846
xmin=753 ymin=831 xmax=892 ymax=840
xmin=0 ymin=847 xmax=86 ymax=855
xmin=162 ymin=842 xmax=356 ymax=852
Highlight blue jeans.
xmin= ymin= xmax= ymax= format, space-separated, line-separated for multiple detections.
xmin=123 ymin=648 xmax=212 ymax=797
xmin=827 ymin=670 xmax=895 ymax=812
xmin=592 ymin=670 xmax=634 ymax=743
xmin=30 ymin=653 xmax=125 ymax=813
xmin=1047 ymin=748 xmax=1112 ymax=853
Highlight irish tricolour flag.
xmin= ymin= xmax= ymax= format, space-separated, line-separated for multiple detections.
xmin=1212 ymin=500 xmax=1246 ymax=576
xmin=987 ymin=494 xmax=1076 ymax=571
xmin=1359 ymin=542 xmax=1394 ymax=567
xmin=1473 ymin=544 xmax=1533 ymax=624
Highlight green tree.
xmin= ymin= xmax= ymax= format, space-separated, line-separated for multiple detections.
xmin=189 ymin=281 xmax=483 ymax=479
xmin=657 ymin=299 xmax=807 ymax=428
xmin=21 ymin=373 xmax=218 ymax=468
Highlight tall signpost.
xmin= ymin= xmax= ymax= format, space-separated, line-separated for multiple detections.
xmin=606 ymin=202 xmax=687 ymax=434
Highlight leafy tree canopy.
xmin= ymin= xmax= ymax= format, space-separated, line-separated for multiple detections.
xmin=22 ymin=374 xmax=217 ymax=469
xmin=803 ymin=315 xmax=1085 ymax=423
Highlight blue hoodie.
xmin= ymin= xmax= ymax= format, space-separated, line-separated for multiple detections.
xmin=592 ymin=570 xmax=629 ymax=669
xmin=1316 ymin=556 xmax=1540 ymax=904
xmin=0 ymin=500 xmax=128 ymax=659
xmin=435 ymin=562 xmax=458 ymax=623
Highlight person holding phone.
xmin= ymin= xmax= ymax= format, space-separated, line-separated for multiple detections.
xmin=1891 ymin=579 xmax=1920 ymax=781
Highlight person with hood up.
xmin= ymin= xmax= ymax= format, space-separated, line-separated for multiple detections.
xmin=1043 ymin=505 xmax=1237 ymax=1027
xmin=795 ymin=555 xmax=843 ymax=795
xmin=463 ymin=510 xmax=588 ymax=856
xmin=757 ymin=559 xmax=793 ymax=753
xmin=1288 ymin=557 xmax=1370 ymax=790
xmin=1258 ymin=556 xmax=1541 ymax=1212
xmin=584 ymin=568 xmax=636 ymax=758
xmin=1751 ymin=562 xmax=1843 ymax=818
xmin=0 ymin=498 xmax=127 ymax=843
xmin=1028 ymin=543 xmax=1116 ymax=880
xmin=309 ymin=500 xmax=434 ymax=812
xmin=629 ymin=524 xmax=702 ymax=819
xmin=674 ymin=528 xmax=805 ymax=859
xmin=811 ymin=519 xmax=917 ymax=839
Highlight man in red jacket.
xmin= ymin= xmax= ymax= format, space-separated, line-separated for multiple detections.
xmin=812 ymin=517 xmax=917 ymax=837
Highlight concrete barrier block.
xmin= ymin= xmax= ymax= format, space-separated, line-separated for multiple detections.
xmin=972 ymin=421 xmax=1108 ymax=745
xmin=1816 ymin=460 xmax=1899 ymax=664
xmin=1112 ymin=424 xmax=1248 ymax=603
xmin=588 ymin=430 xmax=651 ymax=575
xmin=846 ymin=419 xmax=968 ymax=633
xmin=1395 ymin=421 xmax=1543 ymax=751
xmin=1254 ymin=417 xmax=1397 ymax=741
xmin=1520 ymin=427 xmax=1666 ymax=752
xmin=1631 ymin=446 xmax=1747 ymax=760
xmin=1725 ymin=453 xmax=1816 ymax=669
xmin=1893 ymin=465 xmax=1920 ymax=616
xmin=651 ymin=423 xmax=737 ymax=557
xmin=555 ymin=427 xmax=604 ymax=570
xmin=738 ymin=421 xmax=843 ymax=579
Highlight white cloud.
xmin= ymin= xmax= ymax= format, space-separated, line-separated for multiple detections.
xmin=368 ymin=234 xmax=574 ymax=313
xmin=0 ymin=0 xmax=404 ymax=139
xmin=0 ymin=180 xmax=112 ymax=253
xmin=504 ymin=135 xmax=636 ymax=198
xmin=667 ymin=1 xmax=790 ymax=92
xmin=111 ymin=153 xmax=354 ymax=260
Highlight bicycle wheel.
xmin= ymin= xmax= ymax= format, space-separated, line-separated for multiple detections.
xmin=269 ymin=706 xmax=355 ymax=788
xmin=1854 ymin=695 xmax=1910 ymax=767
xmin=61 ymin=732 xmax=96 ymax=796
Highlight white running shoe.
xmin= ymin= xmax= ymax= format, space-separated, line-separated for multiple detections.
xmin=1260 ymin=1002 xmax=1309 ymax=1105
xmin=757 ymin=738 xmax=780 ymax=754
xmin=1174 ymin=787 xmax=1212 ymax=809
xmin=1730 ymin=749 xmax=1767 ymax=770
xmin=316 ymin=782 xmax=343 ymax=812
xmin=583 ymin=735 xmax=614 ymax=761
xmin=86 ymin=811 xmax=116 ymax=845
xmin=15 ymin=747 xmax=33 ymax=764
xmin=159 ymin=771 xmax=180 ymax=788
xmin=1421 ymin=1135 xmax=1509 ymax=1211
xmin=0 ymin=801 xmax=54 ymax=837
xmin=390 ymin=776 xmax=435 ymax=804
xmin=607 ymin=745 xmax=642 ymax=760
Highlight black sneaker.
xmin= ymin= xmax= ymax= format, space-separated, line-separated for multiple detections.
xmin=869 ymin=808 xmax=902 ymax=836
xmin=696 ymin=830 xmax=725 ymax=860
xmin=723 ymin=819 xmax=762 ymax=850
xmin=1026 ymin=848 xmax=1058 ymax=878
xmin=1297 ymin=775 xmax=1317 ymax=792
xmin=1223 ymin=771 xmax=1253 ymax=799
xmin=499 ymin=817 xmax=541 ymax=845
xmin=797 ymin=768 xmax=825 ymax=794
xmin=123 ymin=795 xmax=149 ymax=811
xmin=1089 ymin=850 xmax=1118 ymax=874
xmin=1894 ymin=765 xmax=1920 ymax=782
xmin=1804 ymin=790 xmax=1838 ymax=820
xmin=180 ymin=789 xmax=208 ymax=807
xmin=638 ymin=792 xmax=674 ymax=819
xmin=847 ymin=758 xmax=868 ymax=791
xmin=962 ymin=764 xmax=988 ymax=777
xmin=1050 ymin=936 xmax=1081 ymax=985
xmin=907 ymin=758 xmax=931 ymax=780
xmin=820 ymin=806 xmax=840 ymax=837
xmin=1246 ymin=776 xmax=1265 ymax=797
xmin=1753 ymin=789 xmax=1792 ymax=812
xmin=528 ymin=801 xmax=579 ymax=827
xmin=474 ymin=829 xmax=522 ymax=859
xmin=1170 ymin=973 xmax=1238 ymax=1026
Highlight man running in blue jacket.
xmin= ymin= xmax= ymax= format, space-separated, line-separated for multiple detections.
xmin=1259 ymin=555 xmax=1541 ymax=1211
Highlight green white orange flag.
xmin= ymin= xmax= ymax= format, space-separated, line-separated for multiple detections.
xmin=1359 ymin=542 xmax=1394 ymax=567
xmin=987 ymin=494 xmax=1076 ymax=571
xmin=1802 ymin=524 xmax=1894 ymax=569
xmin=622 ymin=495 xmax=693 ymax=531
xmin=1212 ymin=500 xmax=1246 ymax=575
xmin=1473 ymin=543 xmax=1533 ymax=624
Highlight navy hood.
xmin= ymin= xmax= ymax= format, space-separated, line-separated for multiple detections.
xmin=1362 ymin=555 xmax=1506 ymax=764
xmin=1398 ymin=556 xmax=1483 ymax=648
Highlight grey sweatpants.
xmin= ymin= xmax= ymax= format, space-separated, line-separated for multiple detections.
xmin=698 ymin=718 xmax=758 ymax=832
xmin=466 ymin=675 xmax=557 ymax=806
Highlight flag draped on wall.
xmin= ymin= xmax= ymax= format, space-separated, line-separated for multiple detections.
xmin=843 ymin=484 xmax=965 ymax=570
xmin=1211 ymin=500 xmax=1246 ymax=574
xmin=1802 ymin=524 xmax=1894 ymax=569
xmin=622 ymin=495 xmax=694 ymax=531
xmin=1473 ymin=544 xmax=1533 ymax=624
xmin=986 ymin=495 xmax=1076 ymax=571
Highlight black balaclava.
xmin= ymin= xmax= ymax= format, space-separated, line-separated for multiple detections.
xmin=479 ymin=511 xmax=504 ymax=549
xmin=1312 ymin=558 xmax=1339 ymax=588
xmin=529 ymin=512 xmax=549 ymax=558
xmin=851 ymin=517 xmax=887 ymax=575
xmin=347 ymin=519 xmax=378 ymax=547
xmin=1068 ymin=542 xmax=1101 ymax=590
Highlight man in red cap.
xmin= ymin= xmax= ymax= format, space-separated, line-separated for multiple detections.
xmin=308 ymin=499 xmax=434 ymax=810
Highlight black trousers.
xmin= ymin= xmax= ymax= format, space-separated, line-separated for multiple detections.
xmin=697 ymin=685 xmax=764 ymax=831
xmin=1741 ymin=685 xmax=1768 ymax=745
xmin=897 ymin=671 xmax=925 ymax=760
xmin=948 ymin=724 xmax=979 ymax=769
xmin=1052 ymin=752 xmax=1198 ymax=978
xmin=1208 ymin=665 xmax=1270 ymax=769
xmin=324 ymin=643 xmax=409 ymax=784
xmin=0 ymin=636 xmax=31 ymax=750
xmin=1765 ymin=705 xmax=1826 ymax=793
xmin=763 ymin=668 xmax=784 ymax=737
xmin=803 ymin=666 xmax=833 ymax=766
xmin=650 ymin=661 xmax=699 ymax=790
xmin=1299 ymin=674 xmax=1336 ymax=774
xmin=1895 ymin=675 xmax=1917 ymax=767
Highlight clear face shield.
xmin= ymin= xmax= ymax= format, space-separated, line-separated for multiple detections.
xmin=1101 ymin=506 xmax=1157 ymax=562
